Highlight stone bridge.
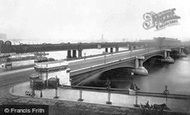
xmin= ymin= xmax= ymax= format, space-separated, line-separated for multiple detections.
xmin=33 ymin=47 xmax=186 ymax=86
xmin=69 ymin=48 xmax=175 ymax=86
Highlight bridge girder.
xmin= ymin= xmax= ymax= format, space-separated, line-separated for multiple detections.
xmin=0 ymin=41 xmax=148 ymax=53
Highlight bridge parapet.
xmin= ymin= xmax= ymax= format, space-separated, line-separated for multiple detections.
xmin=34 ymin=60 xmax=68 ymax=72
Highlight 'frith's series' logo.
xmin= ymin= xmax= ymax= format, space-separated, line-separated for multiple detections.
xmin=143 ymin=8 xmax=180 ymax=30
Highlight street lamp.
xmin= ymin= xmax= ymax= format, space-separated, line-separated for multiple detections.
xmin=32 ymin=81 xmax=35 ymax=97
xmin=147 ymin=44 xmax=150 ymax=52
xmin=129 ymin=72 xmax=140 ymax=107
xmin=134 ymin=85 xmax=140 ymax=107
xmin=54 ymin=76 xmax=59 ymax=99
xmin=106 ymin=78 xmax=112 ymax=104
xmin=29 ymin=74 xmax=39 ymax=97
xmin=84 ymin=53 xmax=86 ymax=60
xmin=103 ymin=52 xmax=108 ymax=64
xmin=78 ymin=89 xmax=84 ymax=101
xmin=163 ymin=85 xmax=169 ymax=105
xmin=131 ymin=72 xmax=134 ymax=77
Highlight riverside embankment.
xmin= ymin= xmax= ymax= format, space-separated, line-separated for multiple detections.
xmin=2 ymin=93 xmax=190 ymax=115
xmin=5 ymin=80 xmax=190 ymax=115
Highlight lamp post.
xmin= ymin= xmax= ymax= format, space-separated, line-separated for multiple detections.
xmin=54 ymin=76 xmax=59 ymax=99
xmin=145 ymin=44 xmax=148 ymax=52
xmin=147 ymin=44 xmax=150 ymax=53
xmin=103 ymin=52 xmax=107 ymax=64
xmin=31 ymin=80 xmax=35 ymax=97
xmin=134 ymin=86 xmax=140 ymax=107
xmin=78 ymin=89 xmax=84 ymax=101
xmin=30 ymin=74 xmax=39 ymax=97
xmin=84 ymin=53 xmax=86 ymax=60
xmin=129 ymin=45 xmax=133 ymax=57
xmin=163 ymin=85 xmax=169 ymax=105
xmin=106 ymin=78 xmax=112 ymax=104
xmin=130 ymin=82 xmax=140 ymax=107
xmin=129 ymin=72 xmax=140 ymax=107
xmin=131 ymin=72 xmax=134 ymax=78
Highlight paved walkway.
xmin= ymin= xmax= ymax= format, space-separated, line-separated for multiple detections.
xmin=10 ymin=82 xmax=190 ymax=113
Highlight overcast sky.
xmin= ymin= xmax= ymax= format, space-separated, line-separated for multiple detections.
xmin=0 ymin=0 xmax=189 ymax=43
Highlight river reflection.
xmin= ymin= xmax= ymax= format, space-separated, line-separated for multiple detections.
xmin=85 ymin=55 xmax=190 ymax=95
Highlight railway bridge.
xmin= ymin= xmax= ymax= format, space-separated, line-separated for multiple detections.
xmin=0 ymin=41 xmax=146 ymax=59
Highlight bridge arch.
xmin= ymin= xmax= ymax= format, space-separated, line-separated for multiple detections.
xmin=78 ymin=55 xmax=166 ymax=86
xmin=143 ymin=54 xmax=164 ymax=64
xmin=98 ymin=66 xmax=134 ymax=77
xmin=77 ymin=66 xmax=134 ymax=86
xmin=72 ymin=60 xmax=135 ymax=86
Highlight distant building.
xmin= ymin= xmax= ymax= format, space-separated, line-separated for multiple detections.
xmin=139 ymin=39 xmax=155 ymax=43
xmin=139 ymin=37 xmax=181 ymax=48
xmin=154 ymin=37 xmax=181 ymax=47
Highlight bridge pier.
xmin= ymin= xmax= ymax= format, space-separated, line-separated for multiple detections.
xmin=129 ymin=45 xmax=135 ymax=51
xmin=178 ymin=47 xmax=186 ymax=57
xmin=105 ymin=48 xmax=108 ymax=53
xmin=133 ymin=46 xmax=136 ymax=50
xmin=132 ymin=56 xmax=148 ymax=76
xmin=129 ymin=45 xmax=132 ymax=51
xmin=67 ymin=50 xmax=72 ymax=59
xmin=115 ymin=47 xmax=119 ymax=52
xmin=72 ymin=50 xmax=77 ymax=58
xmin=161 ymin=49 xmax=174 ymax=63
xmin=67 ymin=49 xmax=83 ymax=59
xmin=110 ymin=47 xmax=113 ymax=53
xmin=78 ymin=49 xmax=82 ymax=58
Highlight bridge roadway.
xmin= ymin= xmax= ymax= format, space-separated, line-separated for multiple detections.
xmin=68 ymin=47 xmax=159 ymax=75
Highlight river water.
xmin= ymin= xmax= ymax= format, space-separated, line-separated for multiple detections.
xmin=137 ymin=54 xmax=190 ymax=95
xmin=84 ymin=54 xmax=190 ymax=95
